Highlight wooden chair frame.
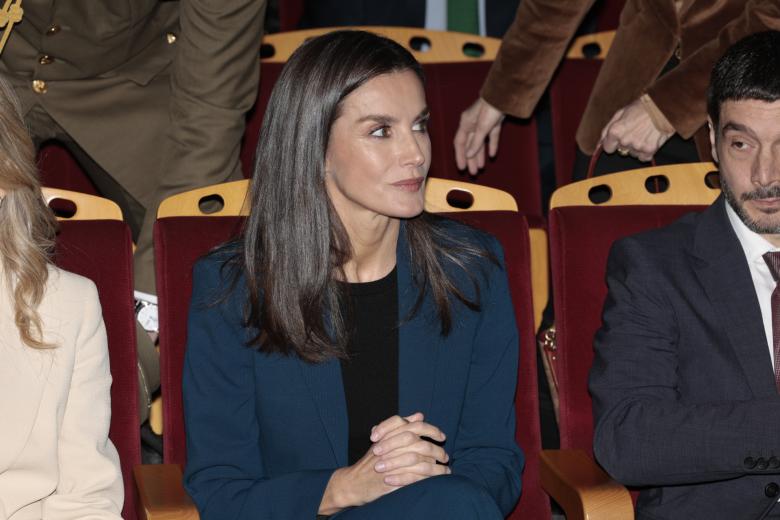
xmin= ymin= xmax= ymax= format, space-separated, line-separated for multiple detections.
xmin=550 ymin=162 xmax=720 ymax=209
xmin=565 ymin=30 xmax=615 ymax=60
xmin=42 ymin=187 xmax=123 ymax=221
xmin=261 ymin=26 xmax=501 ymax=63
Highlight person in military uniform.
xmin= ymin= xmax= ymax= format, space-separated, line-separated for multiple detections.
xmin=0 ymin=0 xmax=268 ymax=427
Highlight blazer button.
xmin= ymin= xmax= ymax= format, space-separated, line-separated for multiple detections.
xmin=758 ymin=458 xmax=770 ymax=470
xmin=766 ymin=483 xmax=779 ymax=498
xmin=745 ymin=457 xmax=758 ymax=469
xmin=38 ymin=55 xmax=54 ymax=65
xmin=166 ymin=32 xmax=177 ymax=44
xmin=31 ymin=79 xmax=47 ymax=94
xmin=769 ymin=457 xmax=780 ymax=469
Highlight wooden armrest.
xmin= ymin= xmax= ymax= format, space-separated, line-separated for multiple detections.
xmin=134 ymin=464 xmax=199 ymax=520
xmin=540 ymin=449 xmax=634 ymax=520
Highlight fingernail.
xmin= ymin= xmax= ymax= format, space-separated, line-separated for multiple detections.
xmin=373 ymin=445 xmax=383 ymax=455
xmin=385 ymin=476 xmax=399 ymax=485
xmin=375 ymin=462 xmax=386 ymax=472
xmin=370 ymin=432 xmax=379 ymax=442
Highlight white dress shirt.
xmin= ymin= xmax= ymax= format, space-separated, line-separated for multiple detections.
xmin=726 ymin=203 xmax=780 ymax=367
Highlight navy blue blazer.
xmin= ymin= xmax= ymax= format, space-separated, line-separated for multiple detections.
xmin=182 ymin=220 xmax=524 ymax=519
xmin=591 ymin=197 xmax=780 ymax=519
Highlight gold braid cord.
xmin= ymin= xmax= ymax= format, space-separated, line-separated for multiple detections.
xmin=0 ymin=0 xmax=22 ymax=55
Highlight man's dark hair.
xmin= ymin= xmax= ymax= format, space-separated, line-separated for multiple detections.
xmin=707 ymin=31 xmax=780 ymax=130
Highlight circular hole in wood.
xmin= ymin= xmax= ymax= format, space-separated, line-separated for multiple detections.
xmin=644 ymin=174 xmax=670 ymax=194
xmin=446 ymin=189 xmax=474 ymax=209
xmin=259 ymin=43 xmax=276 ymax=59
xmin=581 ymin=42 xmax=602 ymax=59
xmin=198 ymin=194 xmax=225 ymax=215
xmin=587 ymin=184 xmax=612 ymax=204
xmin=409 ymin=36 xmax=432 ymax=52
xmin=462 ymin=42 xmax=485 ymax=58
xmin=704 ymin=170 xmax=721 ymax=189
xmin=48 ymin=197 xmax=77 ymax=218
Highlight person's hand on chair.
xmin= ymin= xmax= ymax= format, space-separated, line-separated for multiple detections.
xmin=601 ymin=97 xmax=674 ymax=162
xmin=454 ymin=97 xmax=505 ymax=175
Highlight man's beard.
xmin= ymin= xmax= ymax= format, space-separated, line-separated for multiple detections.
xmin=721 ymin=175 xmax=780 ymax=234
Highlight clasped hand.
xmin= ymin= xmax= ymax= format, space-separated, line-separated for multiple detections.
xmin=319 ymin=412 xmax=451 ymax=515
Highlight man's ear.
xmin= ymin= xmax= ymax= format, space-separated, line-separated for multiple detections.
xmin=707 ymin=116 xmax=719 ymax=163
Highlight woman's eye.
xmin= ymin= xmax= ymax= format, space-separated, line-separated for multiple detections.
xmin=412 ymin=120 xmax=428 ymax=133
xmin=370 ymin=126 xmax=390 ymax=137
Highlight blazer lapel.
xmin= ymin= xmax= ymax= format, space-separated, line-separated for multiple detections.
xmin=298 ymin=358 xmax=348 ymax=467
xmin=692 ymin=197 xmax=777 ymax=397
xmin=396 ymin=223 xmax=442 ymax=418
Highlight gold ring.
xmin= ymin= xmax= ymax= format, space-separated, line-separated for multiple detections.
xmin=617 ymin=147 xmax=630 ymax=157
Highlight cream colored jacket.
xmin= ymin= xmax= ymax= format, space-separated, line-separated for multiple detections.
xmin=0 ymin=266 xmax=123 ymax=520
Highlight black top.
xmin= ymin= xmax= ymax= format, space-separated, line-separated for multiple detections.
xmin=339 ymin=267 xmax=399 ymax=465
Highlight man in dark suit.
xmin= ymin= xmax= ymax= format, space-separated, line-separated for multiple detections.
xmin=590 ymin=31 xmax=780 ymax=519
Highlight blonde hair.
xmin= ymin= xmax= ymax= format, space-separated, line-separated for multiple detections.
xmin=0 ymin=75 xmax=57 ymax=348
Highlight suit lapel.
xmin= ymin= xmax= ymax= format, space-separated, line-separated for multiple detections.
xmin=298 ymin=358 xmax=348 ymax=467
xmin=396 ymin=223 xmax=442 ymax=418
xmin=692 ymin=197 xmax=777 ymax=396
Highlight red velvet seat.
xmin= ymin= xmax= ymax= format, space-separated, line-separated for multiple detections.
xmin=549 ymin=204 xmax=705 ymax=457
xmin=549 ymin=55 xmax=603 ymax=187
xmin=38 ymin=141 xmax=99 ymax=195
xmin=154 ymin=210 xmax=547 ymax=518
xmin=54 ymin=220 xmax=140 ymax=520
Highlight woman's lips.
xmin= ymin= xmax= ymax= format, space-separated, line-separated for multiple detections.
xmin=392 ymin=178 xmax=424 ymax=191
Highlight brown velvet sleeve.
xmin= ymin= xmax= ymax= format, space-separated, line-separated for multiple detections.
xmin=647 ymin=0 xmax=780 ymax=138
xmin=480 ymin=0 xmax=597 ymax=119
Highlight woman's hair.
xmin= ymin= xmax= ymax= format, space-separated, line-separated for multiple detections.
xmin=0 ymin=75 xmax=57 ymax=348
xmin=238 ymin=30 xmax=493 ymax=362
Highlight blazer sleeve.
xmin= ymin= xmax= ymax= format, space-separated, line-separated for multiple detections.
xmin=647 ymin=0 xmax=780 ymax=138
xmin=183 ymin=259 xmax=335 ymax=520
xmin=41 ymin=281 xmax=124 ymax=519
xmin=480 ymin=0 xmax=597 ymax=119
xmin=448 ymin=238 xmax=524 ymax=516
xmin=157 ymin=0 xmax=267 ymax=199
xmin=590 ymin=237 xmax=780 ymax=487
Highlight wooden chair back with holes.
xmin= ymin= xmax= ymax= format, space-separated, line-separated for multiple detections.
xmin=550 ymin=30 xmax=615 ymax=188
xmin=153 ymin=178 xmax=550 ymax=518
xmin=260 ymin=27 xmax=501 ymax=63
xmin=42 ymin=187 xmax=124 ymax=221
xmin=549 ymin=162 xmax=720 ymax=209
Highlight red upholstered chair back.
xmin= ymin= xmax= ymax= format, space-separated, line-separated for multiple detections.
xmin=38 ymin=141 xmax=99 ymax=195
xmin=155 ymin=217 xmax=245 ymax=465
xmin=444 ymin=211 xmax=549 ymax=520
xmin=240 ymin=61 xmax=542 ymax=219
xmin=53 ymin=220 xmax=140 ymax=520
xmin=594 ymin=0 xmax=626 ymax=31
xmin=549 ymin=205 xmax=705 ymax=454
xmin=549 ymin=57 xmax=603 ymax=187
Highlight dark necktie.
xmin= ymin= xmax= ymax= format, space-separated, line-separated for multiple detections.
xmin=762 ymin=251 xmax=780 ymax=392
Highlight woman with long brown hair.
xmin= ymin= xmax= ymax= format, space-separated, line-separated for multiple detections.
xmin=183 ymin=30 xmax=523 ymax=519
xmin=0 ymin=76 xmax=123 ymax=519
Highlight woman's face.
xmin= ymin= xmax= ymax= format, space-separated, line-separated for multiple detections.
xmin=325 ymin=70 xmax=431 ymax=226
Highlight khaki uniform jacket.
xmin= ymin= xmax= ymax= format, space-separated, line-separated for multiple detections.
xmin=0 ymin=267 xmax=123 ymax=520
xmin=481 ymin=0 xmax=780 ymax=155
xmin=0 ymin=0 xmax=267 ymax=292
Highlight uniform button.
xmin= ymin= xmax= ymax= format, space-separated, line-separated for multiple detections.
xmin=46 ymin=24 xmax=60 ymax=36
xmin=758 ymin=458 xmax=769 ymax=470
xmin=745 ymin=457 xmax=758 ymax=469
xmin=31 ymin=79 xmax=47 ymax=94
xmin=674 ymin=45 xmax=682 ymax=60
xmin=769 ymin=457 xmax=780 ymax=469
xmin=766 ymin=483 xmax=779 ymax=498
xmin=38 ymin=55 xmax=54 ymax=65
xmin=166 ymin=32 xmax=177 ymax=44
